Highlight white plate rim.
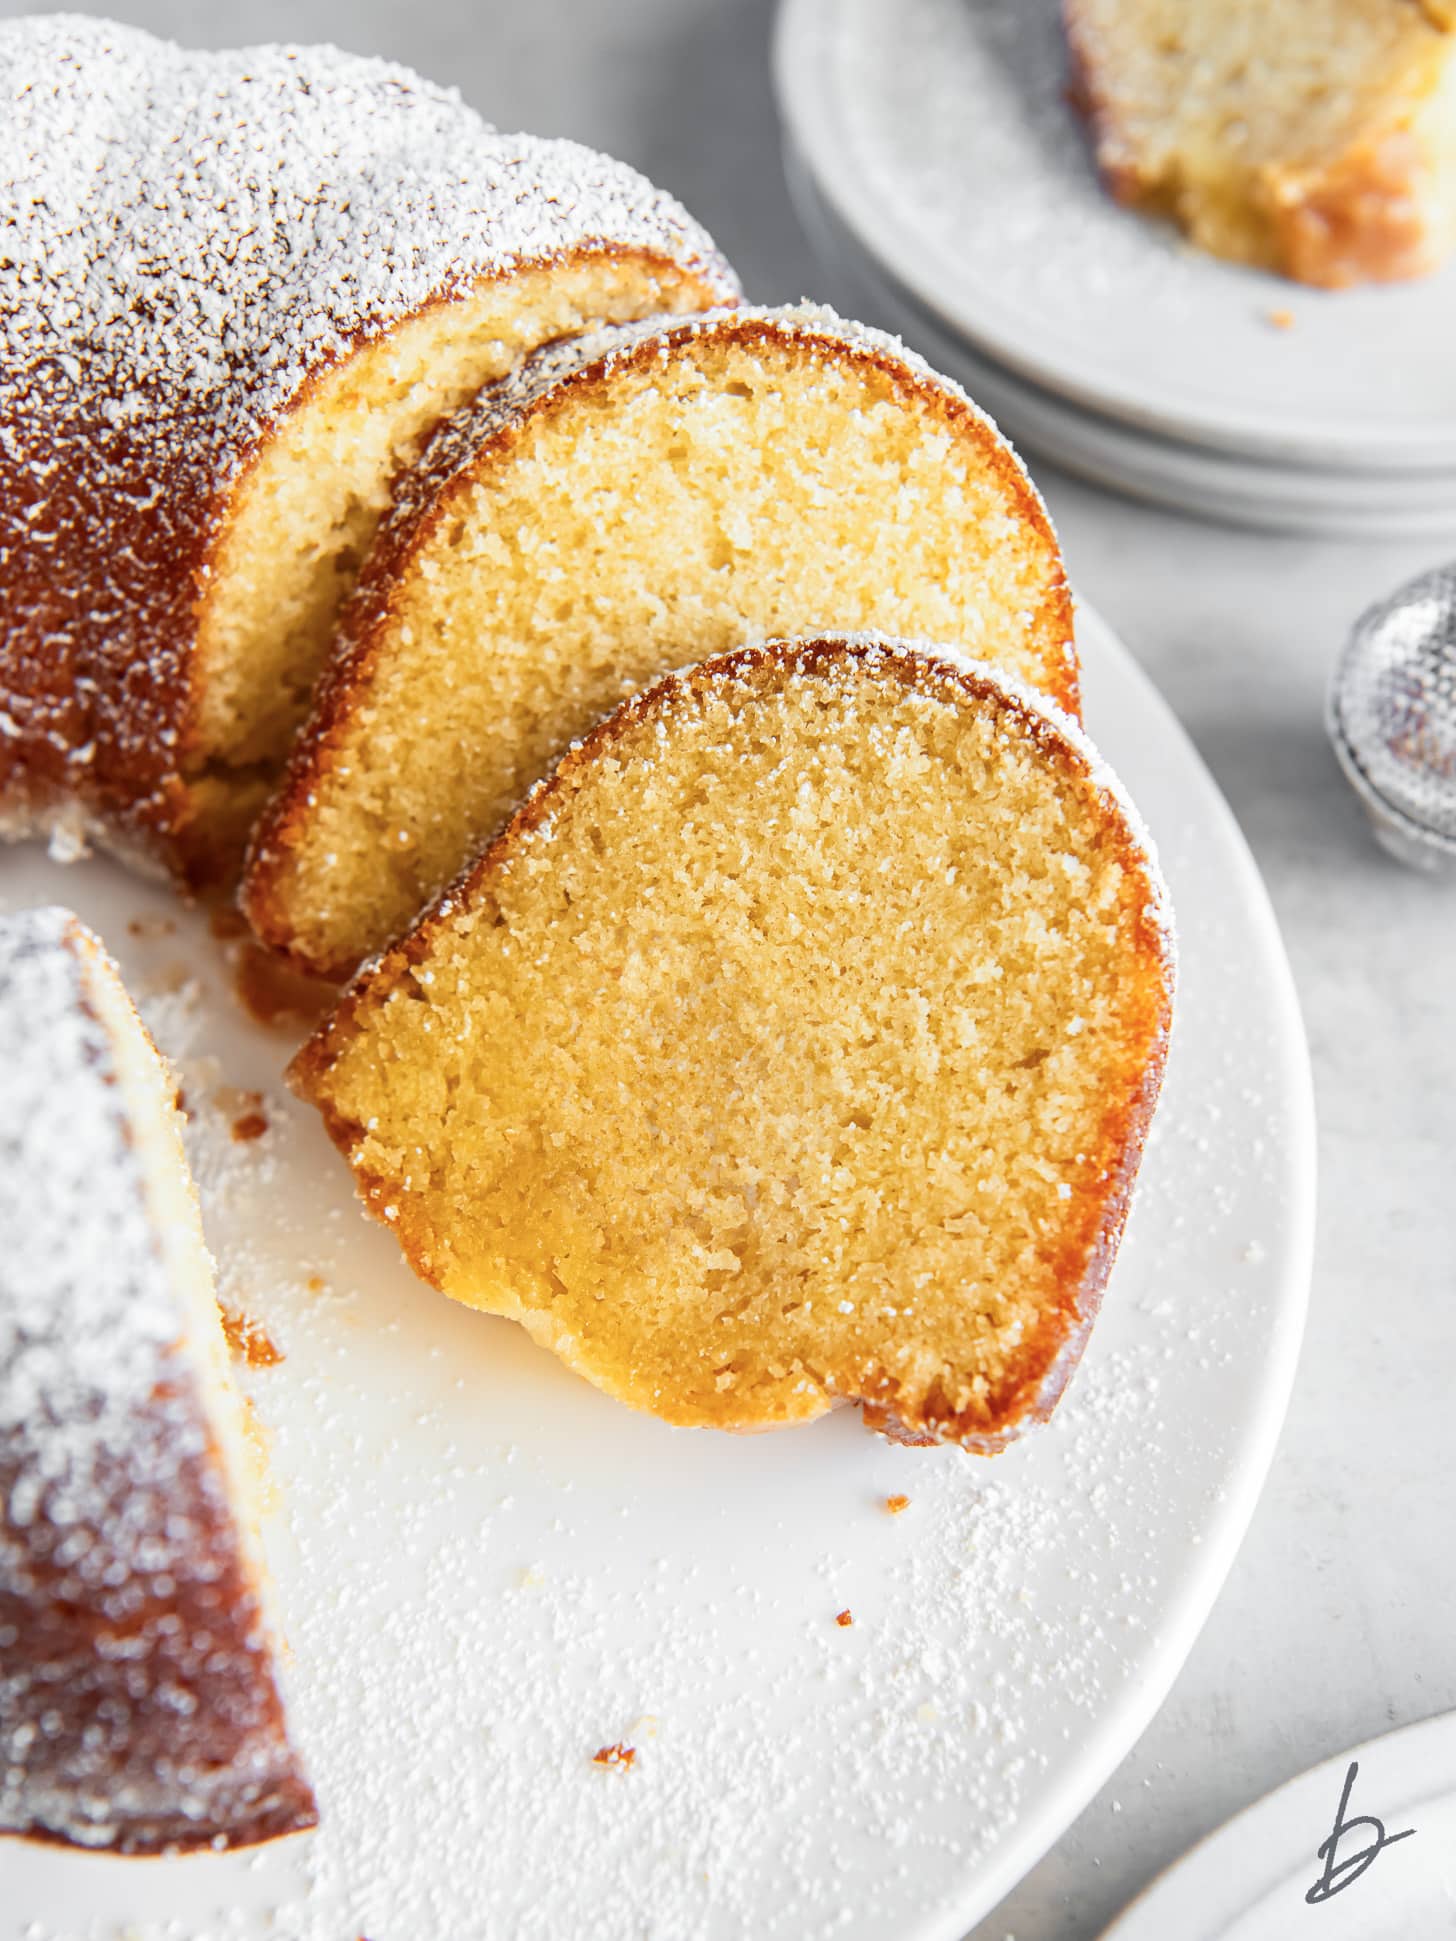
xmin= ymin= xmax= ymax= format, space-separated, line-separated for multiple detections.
xmin=1098 ymin=1708 xmax=1456 ymax=1939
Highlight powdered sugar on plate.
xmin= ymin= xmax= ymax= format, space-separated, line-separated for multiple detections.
xmin=0 ymin=606 xmax=1311 ymax=1940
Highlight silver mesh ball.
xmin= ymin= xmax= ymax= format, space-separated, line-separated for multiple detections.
xmin=1328 ymin=563 xmax=1456 ymax=870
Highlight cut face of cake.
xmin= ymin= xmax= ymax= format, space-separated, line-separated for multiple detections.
xmin=0 ymin=907 xmax=316 ymax=1854
xmin=243 ymin=305 xmax=1076 ymax=978
xmin=0 ymin=15 xmax=737 ymax=881
xmin=290 ymin=637 xmax=1172 ymax=1453
xmin=1066 ymin=0 xmax=1456 ymax=287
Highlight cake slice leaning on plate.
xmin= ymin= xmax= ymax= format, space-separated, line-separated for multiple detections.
xmin=291 ymin=636 xmax=1173 ymax=1454
xmin=0 ymin=907 xmax=316 ymax=1854
xmin=242 ymin=304 xmax=1075 ymax=979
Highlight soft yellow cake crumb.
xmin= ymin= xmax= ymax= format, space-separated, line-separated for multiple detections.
xmin=291 ymin=639 xmax=1171 ymax=1451
xmin=245 ymin=313 xmax=1074 ymax=978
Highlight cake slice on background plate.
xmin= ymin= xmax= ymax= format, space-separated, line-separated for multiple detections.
xmin=1066 ymin=0 xmax=1456 ymax=286
xmin=243 ymin=305 xmax=1075 ymax=978
xmin=0 ymin=906 xmax=316 ymax=1855
xmin=291 ymin=637 xmax=1172 ymax=1453
xmin=0 ymin=15 xmax=736 ymax=884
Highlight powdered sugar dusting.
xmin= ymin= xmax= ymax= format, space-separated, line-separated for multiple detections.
xmin=0 ymin=913 xmax=180 ymax=1590
xmin=0 ymin=13 xmax=737 ymax=852
xmin=0 ymin=906 xmax=313 ymax=1854
xmin=0 ymin=14 xmax=733 ymax=487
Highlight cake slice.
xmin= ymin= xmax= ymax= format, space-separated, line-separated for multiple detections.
xmin=242 ymin=305 xmax=1075 ymax=979
xmin=0 ymin=16 xmax=736 ymax=883
xmin=290 ymin=637 xmax=1172 ymax=1453
xmin=1066 ymin=0 xmax=1456 ymax=287
xmin=0 ymin=907 xmax=316 ymax=1854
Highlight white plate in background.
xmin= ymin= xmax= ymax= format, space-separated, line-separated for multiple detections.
xmin=1102 ymin=1710 xmax=1456 ymax=1940
xmin=1 ymin=607 xmax=1315 ymax=1941
xmin=775 ymin=0 xmax=1456 ymax=469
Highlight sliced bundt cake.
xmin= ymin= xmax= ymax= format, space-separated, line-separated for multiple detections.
xmin=290 ymin=637 xmax=1172 ymax=1453
xmin=0 ymin=16 xmax=736 ymax=882
xmin=1066 ymin=0 xmax=1456 ymax=287
xmin=243 ymin=305 xmax=1076 ymax=978
xmin=0 ymin=907 xmax=316 ymax=1853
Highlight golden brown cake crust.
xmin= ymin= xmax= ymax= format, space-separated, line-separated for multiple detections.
xmin=0 ymin=908 xmax=316 ymax=1854
xmin=0 ymin=18 xmax=736 ymax=882
xmin=290 ymin=636 xmax=1171 ymax=1455
xmin=4 ymin=1468 xmax=319 ymax=1857
xmin=243 ymin=308 xmax=1078 ymax=979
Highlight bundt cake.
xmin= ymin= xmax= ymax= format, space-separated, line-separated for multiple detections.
xmin=0 ymin=16 xmax=736 ymax=884
xmin=243 ymin=305 xmax=1077 ymax=979
xmin=290 ymin=636 xmax=1172 ymax=1453
xmin=0 ymin=906 xmax=316 ymax=1854
xmin=1066 ymin=0 xmax=1456 ymax=287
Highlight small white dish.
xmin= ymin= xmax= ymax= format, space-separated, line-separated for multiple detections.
xmin=776 ymin=0 xmax=1456 ymax=470
xmin=1102 ymin=1710 xmax=1456 ymax=1940
xmin=0 ymin=607 xmax=1315 ymax=1940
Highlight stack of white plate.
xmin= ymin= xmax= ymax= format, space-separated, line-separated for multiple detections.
xmin=774 ymin=0 xmax=1456 ymax=538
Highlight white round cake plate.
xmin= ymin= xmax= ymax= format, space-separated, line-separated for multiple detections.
xmin=775 ymin=0 xmax=1456 ymax=470
xmin=784 ymin=145 xmax=1456 ymax=540
xmin=1102 ymin=1710 xmax=1456 ymax=1939
xmin=0 ymin=607 xmax=1315 ymax=1941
